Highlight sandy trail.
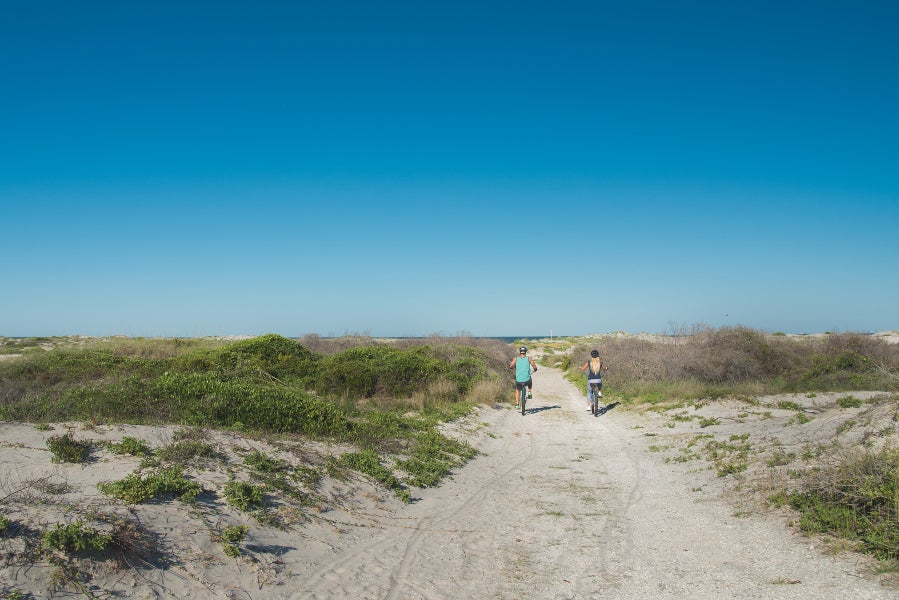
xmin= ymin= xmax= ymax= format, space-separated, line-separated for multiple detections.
xmin=302 ymin=367 xmax=894 ymax=599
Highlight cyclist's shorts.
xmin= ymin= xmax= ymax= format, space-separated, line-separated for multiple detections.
xmin=587 ymin=378 xmax=603 ymax=386
xmin=516 ymin=379 xmax=533 ymax=388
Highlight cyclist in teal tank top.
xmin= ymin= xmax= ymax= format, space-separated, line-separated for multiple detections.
xmin=508 ymin=346 xmax=538 ymax=408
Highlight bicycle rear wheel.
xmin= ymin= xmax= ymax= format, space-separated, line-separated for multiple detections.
xmin=520 ymin=386 xmax=526 ymax=415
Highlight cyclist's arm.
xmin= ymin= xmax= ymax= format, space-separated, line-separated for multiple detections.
xmin=529 ymin=357 xmax=538 ymax=372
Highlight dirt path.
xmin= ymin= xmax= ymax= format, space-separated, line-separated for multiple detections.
xmin=302 ymin=367 xmax=895 ymax=599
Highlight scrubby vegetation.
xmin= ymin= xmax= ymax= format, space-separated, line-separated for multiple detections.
xmin=42 ymin=520 xmax=112 ymax=554
xmin=772 ymin=447 xmax=899 ymax=561
xmin=561 ymin=327 xmax=898 ymax=403
xmin=46 ymin=433 xmax=92 ymax=464
xmin=105 ymin=436 xmax=152 ymax=456
xmin=0 ymin=334 xmax=509 ymax=498
xmin=98 ymin=466 xmax=202 ymax=504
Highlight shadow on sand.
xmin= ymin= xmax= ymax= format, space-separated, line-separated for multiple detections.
xmin=595 ymin=401 xmax=620 ymax=416
xmin=523 ymin=404 xmax=561 ymax=415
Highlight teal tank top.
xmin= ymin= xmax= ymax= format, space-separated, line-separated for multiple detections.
xmin=515 ymin=356 xmax=531 ymax=382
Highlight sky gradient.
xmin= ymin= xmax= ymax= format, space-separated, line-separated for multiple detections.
xmin=2 ymin=1 xmax=897 ymax=337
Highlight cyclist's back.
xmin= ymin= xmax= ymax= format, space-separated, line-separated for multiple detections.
xmin=515 ymin=355 xmax=531 ymax=382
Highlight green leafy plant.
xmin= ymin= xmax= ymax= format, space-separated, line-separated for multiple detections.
xmin=220 ymin=524 xmax=248 ymax=557
xmin=106 ymin=436 xmax=151 ymax=456
xmin=244 ymin=451 xmax=289 ymax=474
xmin=223 ymin=480 xmax=265 ymax=512
xmin=221 ymin=524 xmax=248 ymax=543
xmin=98 ymin=466 xmax=201 ymax=504
xmin=340 ymin=449 xmax=410 ymax=502
xmin=773 ymin=448 xmax=899 ymax=560
xmin=0 ymin=514 xmax=10 ymax=535
xmin=837 ymin=395 xmax=863 ymax=409
xmin=46 ymin=433 xmax=91 ymax=463
xmin=155 ymin=440 xmax=219 ymax=465
xmin=42 ymin=520 xmax=111 ymax=554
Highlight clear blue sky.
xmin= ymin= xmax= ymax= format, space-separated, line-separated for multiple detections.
xmin=2 ymin=1 xmax=897 ymax=337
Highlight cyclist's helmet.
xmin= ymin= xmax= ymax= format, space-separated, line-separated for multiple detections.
xmin=590 ymin=350 xmax=599 ymax=358
xmin=519 ymin=346 xmax=527 ymax=353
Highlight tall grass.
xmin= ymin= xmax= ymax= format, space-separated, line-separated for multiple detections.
xmin=565 ymin=328 xmax=898 ymax=402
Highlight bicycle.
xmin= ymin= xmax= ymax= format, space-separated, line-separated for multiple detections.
xmin=589 ymin=381 xmax=603 ymax=416
xmin=516 ymin=381 xmax=529 ymax=415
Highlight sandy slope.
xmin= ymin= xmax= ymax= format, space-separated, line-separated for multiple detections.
xmin=1 ymin=367 xmax=896 ymax=598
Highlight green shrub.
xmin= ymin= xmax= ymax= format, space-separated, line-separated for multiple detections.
xmin=340 ymin=449 xmax=409 ymax=502
xmin=244 ymin=451 xmax=289 ymax=473
xmin=149 ymin=372 xmax=348 ymax=435
xmin=221 ymin=523 xmax=251 ymax=556
xmin=155 ymin=439 xmax=219 ymax=465
xmin=106 ymin=436 xmax=151 ymax=456
xmin=0 ymin=514 xmax=10 ymax=535
xmin=776 ymin=400 xmax=802 ymax=411
xmin=837 ymin=395 xmax=863 ymax=408
xmin=223 ymin=480 xmax=265 ymax=512
xmin=205 ymin=334 xmax=319 ymax=381
xmin=777 ymin=448 xmax=899 ymax=560
xmin=221 ymin=524 xmax=248 ymax=544
xmin=396 ymin=430 xmax=476 ymax=488
xmin=315 ymin=346 xmax=446 ymax=398
xmin=42 ymin=520 xmax=111 ymax=554
xmin=98 ymin=466 xmax=201 ymax=504
xmin=46 ymin=433 xmax=91 ymax=463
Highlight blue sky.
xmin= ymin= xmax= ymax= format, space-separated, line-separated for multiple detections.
xmin=2 ymin=0 xmax=897 ymax=337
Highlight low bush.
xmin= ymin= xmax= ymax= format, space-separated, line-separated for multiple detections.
xmin=837 ymin=395 xmax=863 ymax=408
xmin=155 ymin=439 xmax=220 ymax=465
xmin=106 ymin=436 xmax=151 ymax=456
xmin=244 ymin=451 xmax=289 ymax=474
xmin=773 ymin=447 xmax=899 ymax=560
xmin=223 ymin=480 xmax=265 ymax=512
xmin=221 ymin=524 xmax=249 ymax=557
xmin=98 ymin=466 xmax=201 ymax=504
xmin=340 ymin=449 xmax=409 ymax=502
xmin=42 ymin=520 xmax=111 ymax=554
xmin=46 ymin=433 xmax=91 ymax=464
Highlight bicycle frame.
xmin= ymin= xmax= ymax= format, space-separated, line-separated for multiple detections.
xmin=589 ymin=381 xmax=603 ymax=416
xmin=517 ymin=381 xmax=528 ymax=415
